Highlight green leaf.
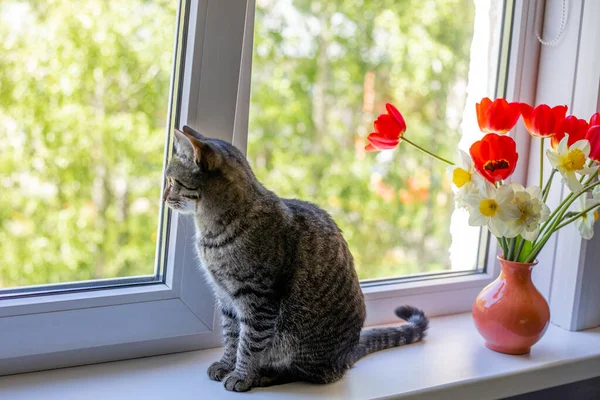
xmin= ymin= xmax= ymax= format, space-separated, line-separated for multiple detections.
xmin=517 ymin=240 xmax=534 ymax=263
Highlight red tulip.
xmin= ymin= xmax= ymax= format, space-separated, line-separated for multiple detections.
xmin=586 ymin=125 xmax=600 ymax=163
xmin=469 ymin=133 xmax=519 ymax=183
xmin=521 ymin=104 xmax=568 ymax=138
xmin=476 ymin=97 xmax=522 ymax=134
xmin=590 ymin=112 xmax=600 ymax=127
xmin=365 ymin=103 xmax=406 ymax=151
xmin=550 ymin=115 xmax=589 ymax=150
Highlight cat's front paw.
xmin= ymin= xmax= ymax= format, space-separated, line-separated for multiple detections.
xmin=223 ymin=371 xmax=253 ymax=392
xmin=207 ymin=361 xmax=233 ymax=382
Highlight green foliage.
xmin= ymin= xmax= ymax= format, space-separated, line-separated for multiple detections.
xmin=0 ymin=0 xmax=176 ymax=287
xmin=248 ymin=0 xmax=475 ymax=279
xmin=517 ymin=239 xmax=534 ymax=263
xmin=0 ymin=0 xmax=475 ymax=287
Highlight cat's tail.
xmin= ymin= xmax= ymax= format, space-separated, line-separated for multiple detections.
xmin=348 ymin=305 xmax=429 ymax=364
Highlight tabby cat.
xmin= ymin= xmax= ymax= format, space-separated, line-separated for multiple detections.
xmin=163 ymin=126 xmax=429 ymax=392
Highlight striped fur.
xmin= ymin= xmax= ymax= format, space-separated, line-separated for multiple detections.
xmin=164 ymin=127 xmax=429 ymax=392
xmin=349 ymin=306 xmax=429 ymax=363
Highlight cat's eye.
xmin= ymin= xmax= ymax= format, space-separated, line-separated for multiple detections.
xmin=173 ymin=178 xmax=198 ymax=191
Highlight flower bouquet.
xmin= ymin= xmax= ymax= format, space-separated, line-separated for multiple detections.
xmin=366 ymin=99 xmax=600 ymax=354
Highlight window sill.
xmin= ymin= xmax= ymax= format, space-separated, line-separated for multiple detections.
xmin=2 ymin=313 xmax=600 ymax=400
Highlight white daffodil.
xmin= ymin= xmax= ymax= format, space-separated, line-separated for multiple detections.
xmin=546 ymin=136 xmax=596 ymax=193
xmin=574 ymin=197 xmax=599 ymax=240
xmin=446 ymin=150 xmax=484 ymax=208
xmin=506 ymin=183 xmax=551 ymax=241
xmin=464 ymin=182 xmax=521 ymax=238
xmin=593 ymin=185 xmax=600 ymax=201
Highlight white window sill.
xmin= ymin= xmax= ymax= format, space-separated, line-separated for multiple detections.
xmin=2 ymin=313 xmax=600 ymax=400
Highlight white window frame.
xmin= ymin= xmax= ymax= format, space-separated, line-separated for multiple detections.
xmin=2 ymin=0 xmax=597 ymax=377
xmin=364 ymin=0 xmax=544 ymax=325
xmin=0 ymin=0 xmax=255 ymax=375
xmin=523 ymin=0 xmax=600 ymax=332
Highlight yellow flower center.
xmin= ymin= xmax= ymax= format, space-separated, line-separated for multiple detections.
xmin=563 ymin=149 xmax=586 ymax=171
xmin=582 ymin=210 xmax=598 ymax=222
xmin=452 ymin=168 xmax=471 ymax=188
xmin=479 ymin=199 xmax=499 ymax=217
xmin=517 ymin=207 xmax=531 ymax=224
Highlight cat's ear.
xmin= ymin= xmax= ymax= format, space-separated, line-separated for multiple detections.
xmin=174 ymin=127 xmax=221 ymax=170
xmin=182 ymin=125 xmax=206 ymax=140
xmin=173 ymin=128 xmax=195 ymax=159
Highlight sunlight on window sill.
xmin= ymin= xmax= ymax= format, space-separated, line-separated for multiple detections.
xmin=1 ymin=313 xmax=599 ymax=400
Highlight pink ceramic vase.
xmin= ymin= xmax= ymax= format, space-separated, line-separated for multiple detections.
xmin=472 ymin=256 xmax=550 ymax=355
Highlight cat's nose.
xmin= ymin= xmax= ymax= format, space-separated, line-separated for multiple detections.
xmin=163 ymin=180 xmax=172 ymax=202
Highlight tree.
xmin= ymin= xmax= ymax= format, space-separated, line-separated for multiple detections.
xmin=248 ymin=0 xmax=475 ymax=279
xmin=0 ymin=0 xmax=176 ymax=286
xmin=0 ymin=0 xmax=475 ymax=286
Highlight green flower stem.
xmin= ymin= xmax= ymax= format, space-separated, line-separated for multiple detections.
xmin=536 ymin=174 xmax=597 ymax=240
xmin=507 ymin=237 xmax=516 ymax=260
xmin=539 ymin=138 xmax=545 ymax=189
xmin=497 ymin=237 xmax=506 ymax=257
xmin=536 ymin=193 xmax=573 ymax=239
xmin=402 ymin=137 xmax=454 ymax=165
xmin=540 ymin=179 xmax=598 ymax=236
xmin=542 ymin=169 xmax=557 ymax=203
xmin=514 ymin=237 xmax=526 ymax=261
xmin=499 ymin=237 xmax=509 ymax=257
xmin=527 ymin=180 xmax=600 ymax=262
xmin=554 ymin=204 xmax=600 ymax=231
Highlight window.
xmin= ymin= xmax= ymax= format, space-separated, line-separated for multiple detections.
xmin=0 ymin=0 xmax=235 ymax=375
xmin=247 ymin=0 xmax=505 ymax=280
xmin=0 ymin=1 xmax=176 ymax=292
xmin=1 ymin=0 xmax=598 ymax=377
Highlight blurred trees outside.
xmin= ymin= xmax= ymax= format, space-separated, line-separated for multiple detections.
xmin=0 ymin=0 xmax=176 ymax=287
xmin=248 ymin=0 xmax=475 ymax=279
xmin=0 ymin=0 xmax=475 ymax=287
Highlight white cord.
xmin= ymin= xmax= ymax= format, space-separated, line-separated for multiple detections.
xmin=536 ymin=0 xmax=569 ymax=46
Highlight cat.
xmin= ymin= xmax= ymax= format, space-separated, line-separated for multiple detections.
xmin=163 ymin=125 xmax=429 ymax=392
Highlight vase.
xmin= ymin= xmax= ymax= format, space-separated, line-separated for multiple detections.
xmin=472 ymin=256 xmax=550 ymax=355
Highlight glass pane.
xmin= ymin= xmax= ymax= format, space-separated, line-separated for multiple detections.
xmin=248 ymin=0 xmax=505 ymax=280
xmin=0 ymin=1 xmax=177 ymax=289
